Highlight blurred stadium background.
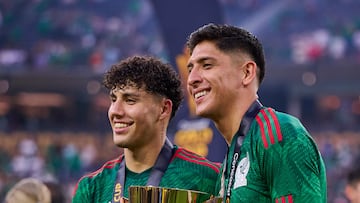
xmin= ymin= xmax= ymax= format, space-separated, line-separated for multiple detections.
xmin=0 ymin=0 xmax=359 ymax=202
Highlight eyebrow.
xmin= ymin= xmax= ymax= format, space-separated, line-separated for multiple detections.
xmin=187 ymin=56 xmax=214 ymax=69
xmin=110 ymin=88 xmax=142 ymax=97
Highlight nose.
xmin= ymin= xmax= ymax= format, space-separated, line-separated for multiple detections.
xmin=187 ymin=67 xmax=202 ymax=88
xmin=108 ymin=100 xmax=125 ymax=119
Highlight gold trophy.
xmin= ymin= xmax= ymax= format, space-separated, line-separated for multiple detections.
xmin=128 ymin=186 xmax=213 ymax=203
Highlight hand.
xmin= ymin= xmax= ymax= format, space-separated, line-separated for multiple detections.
xmin=120 ymin=197 xmax=129 ymax=203
xmin=203 ymin=196 xmax=223 ymax=203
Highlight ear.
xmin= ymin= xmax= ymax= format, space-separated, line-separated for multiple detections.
xmin=242 ymin=61 xmax=257 ymax=86
xmin=344 ymin=185 xmax=354 ymax=201
xmin=159 ymin=98 xmax=173 ymax=120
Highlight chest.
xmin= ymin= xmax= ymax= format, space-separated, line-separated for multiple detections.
xmin=222 ymin=140 xmax=271 ymax=202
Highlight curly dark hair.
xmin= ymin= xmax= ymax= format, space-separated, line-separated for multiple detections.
xmin=103 ymin=55 xmax=184 ymax=119
xmin=186 ymin=23 xmax=265 ymax=84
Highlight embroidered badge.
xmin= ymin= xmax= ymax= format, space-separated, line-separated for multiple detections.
xmin=234 ymin=152 xmax=250 ymax=188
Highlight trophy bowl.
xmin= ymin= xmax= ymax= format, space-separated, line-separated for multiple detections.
xmin=128 ymin=186 xmax=212 ymax=203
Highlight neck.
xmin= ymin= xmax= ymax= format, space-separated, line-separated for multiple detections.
xmin=214 ymin=97 xmax=257 ymax=145
xmin=215 ymin=118 xmax=241 ymax=145
xmin=124 ymin=138 xmax=165 ymax=173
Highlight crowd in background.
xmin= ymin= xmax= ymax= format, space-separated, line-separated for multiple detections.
xmin=0 ymin=131 xmax=121 ymax=202
xmin=221 ymin=0 xmax=360 ymax=65
xmin=0 ymin=0 xmax=166 ymax=73
xmin=1 ymin=0 xmax=360 ymax=72
xmin=1 ymin=0 xmax=360 ymax=202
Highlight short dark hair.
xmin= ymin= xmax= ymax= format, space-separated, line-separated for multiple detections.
xmin=347 ymin=165 xmax=360 ymax=187
xmin=103 ymin=55 xmax=184 ymax=119
xmin=186 ymin=23 xmax=265 ymax=84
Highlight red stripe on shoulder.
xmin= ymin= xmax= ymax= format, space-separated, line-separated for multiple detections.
xmin=173 ymin=148 xmax=220 ymax=173
xmin=288 ymin=194 xmax=293 ymax=203
xmin=72 ymin=155 xmax=123 ymax=196
xmin=260 ymin=109 xmax=275 ymax=144
xmin=87 ymin=156 xmax=122 ymax=177
xmin=268 ymin=108 xmax=283 ymax=142
xmin=275 ymin=194 xmax=293 ymax=203
xmin=255 ymin=115 xmax=268 ymax=149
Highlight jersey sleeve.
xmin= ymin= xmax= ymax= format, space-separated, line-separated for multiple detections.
xmin=72 ymin=176 xmax=92 ymax=203
xmin=257 ymin=113 xmax=326 ymax=202
xmin=71 ymin=156 xmax=122 ymax=203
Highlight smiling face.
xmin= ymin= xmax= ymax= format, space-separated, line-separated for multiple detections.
xmin=108 ymin=85 xmax=167 ymax=150
xmin=187 ymin=41 xmax=246 ymax=120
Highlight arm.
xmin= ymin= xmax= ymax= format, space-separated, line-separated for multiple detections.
xmin=72 ymin=177 xmax=92 ymax=203
xmin=261 ymin=128 xmax=326 ymax=202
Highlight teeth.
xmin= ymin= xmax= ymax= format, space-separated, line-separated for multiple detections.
xmin=194 ymin=91 xmax=208 ymax=99
xmin=114 ymin=123 xmax=129 ymax=128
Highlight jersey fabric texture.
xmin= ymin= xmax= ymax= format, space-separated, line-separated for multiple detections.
xmin=72 ymin=146 xmax=220 ymax=203
xmin=216 ymin=106 xmax=327 ymax=203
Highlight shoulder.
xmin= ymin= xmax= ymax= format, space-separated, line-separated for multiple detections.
xmin=84 ymin=156 xmax=122 ymax=179
xmin=253 ymin=107 xmax=309 ymax=149
xmin=250 ymin=108 xmax=326 ymax=177
xmin=172 ymin=147 xmax=221 ymax=173
xmin=72 ymin=155 xmax=122 ymax=194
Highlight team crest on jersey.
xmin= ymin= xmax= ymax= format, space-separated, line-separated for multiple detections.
xmin=234 ymin=152 xmax=250 ymax=188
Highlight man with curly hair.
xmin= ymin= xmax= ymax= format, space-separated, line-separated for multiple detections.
xmin=72 ymin=55 xmax=220 ymax=203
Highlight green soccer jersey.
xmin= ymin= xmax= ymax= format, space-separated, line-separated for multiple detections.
xmin=216 ymin=106 xmax=327 ymax=203
xmin=72 ymin=146 xmax=220 ymax=203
